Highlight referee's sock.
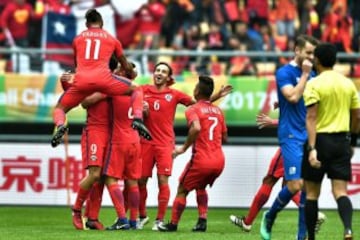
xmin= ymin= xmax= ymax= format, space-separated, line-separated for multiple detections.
xmin=337 ymin=196 xmax=353 ymax=231
xmin=305 ymin=199 xmax=318 ymax=240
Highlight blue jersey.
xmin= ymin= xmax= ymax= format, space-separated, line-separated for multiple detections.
xmin=276 ymin=61 xmax=316 ymax=143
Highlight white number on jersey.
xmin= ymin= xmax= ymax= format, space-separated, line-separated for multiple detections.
xmin=208 ymin=116 xmax=218 ymax=141
xmin=84 ymin=38 xmax=101 ymax=60
xmin=90 ymin=143 xmax=97 ymax=154
xmin=153 ymin=100 xmax=160 ymax=111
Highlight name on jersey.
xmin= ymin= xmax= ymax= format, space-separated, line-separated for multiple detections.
xmin=200 ymin=106 xmax=221 ymax=115
xmin=82 ymin=31 xmax=108 ymax=38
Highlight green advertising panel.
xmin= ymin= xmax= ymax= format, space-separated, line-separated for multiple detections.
xmin=0 ymin=73 xmax=280 ymax=126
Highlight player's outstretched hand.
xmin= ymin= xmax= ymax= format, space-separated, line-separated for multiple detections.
xmin=132 ymin=119 xmax=152 ymax=140
xmin=256 ymin=113 xmax=277 ymax=129
xmin=219 ymin=85 xmax=233 ymax=97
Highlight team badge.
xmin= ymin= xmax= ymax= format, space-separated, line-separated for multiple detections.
xmin=90 ymin=155 xmax=97 ymax=161
xmin=165 ymin=94 xmax=172 ymax=102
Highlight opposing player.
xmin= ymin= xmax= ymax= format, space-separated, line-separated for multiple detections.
xmin=51 ymin=8 xmax=150 ymax=148
xmin=260 ymin=35 xmax=319 ymax=240
xmin=230 ymin=113 xmax=325 ymax=233
xmin=158 ymin=75 xmax=227 ymax=232
xmin=137 ymin=62 xmax=232 ymax=230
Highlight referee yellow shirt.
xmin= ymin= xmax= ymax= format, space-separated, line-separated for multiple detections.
xmin=303 ymin=70 xmax=360 ymax=133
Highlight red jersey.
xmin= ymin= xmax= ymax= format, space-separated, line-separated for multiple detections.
xmin=109 ymin=95 xmax=140 ymax=144
xmin=0 ymin=2 xmax=33 ymax=39
xmin=141 ymin=85 xmax=193 ymax=145
xmin=72 ymin=27 xmax=123 ymax=75
xmin=185 ymin=100 xmax=227 ymax=167
xmin=85 ymin=97 xmax=110 ymax=132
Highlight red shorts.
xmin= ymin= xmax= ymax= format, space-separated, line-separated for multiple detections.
xmin=59 ymin=74 xmax=132 ymax=109
xmin=179 ymin=160 xmax=224 ymax=191
xmin=81 ymin=128 xmax=109 ymax=168
xmin=103 ymin=142 xmax=141 ymax=180
xmin=266 ymin=148 xmax=284 ymax=178
xmin=141 ymin=143 xmax=174 ymax=177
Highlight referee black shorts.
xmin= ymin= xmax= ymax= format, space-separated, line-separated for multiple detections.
xmin=302 ymin=132 xmax=352 ymax=182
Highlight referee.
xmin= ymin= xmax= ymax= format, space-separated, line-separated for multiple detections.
xmin=303 ymin=43 xmax=360 ymax=240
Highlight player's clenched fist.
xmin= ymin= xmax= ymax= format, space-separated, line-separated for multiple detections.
xmin=302 ymin=59 xmax=313 ymax=74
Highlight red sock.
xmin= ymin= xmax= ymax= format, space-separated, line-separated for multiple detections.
xmin=127 ymin=185 xmax=140 ymax=221
xmin=130 ymin=87 xmax=143 ymax=119
xmin=291 ymin=191 xmax=301 ymax=207
xmin=157 ymin=184 xmax=170 ymax=220
xmin=123 ymin=184 xmax=128 ymax=213
xmin=107 ymin=183 xmax=126 ymax=219
xmin=244 ymin=184 xmax=272 ymax=225
xmin=86 ymin=182 xmax=104 ymax=220
xmin=196 ymin=189 xmax=208 ymax=219
xmin=139 ymin=185 xmax=148 ymax=217
xmin=73 ymin=187 xmax=91 ymax=211
xmin=53 ymin=108 xmax=66 ymax=126
xmin=171 ymin=196 xmax=186 ymax=225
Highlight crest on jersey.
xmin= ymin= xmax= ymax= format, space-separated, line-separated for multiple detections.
xmin=165 ymin=94 xmax=172 ymax=102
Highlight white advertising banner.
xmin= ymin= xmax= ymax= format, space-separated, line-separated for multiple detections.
xmin=0 ymin=143 xmax=359 ymax=209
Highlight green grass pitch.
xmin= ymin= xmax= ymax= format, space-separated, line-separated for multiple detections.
xmin=1 ymin=206 xmax=359 ymax=240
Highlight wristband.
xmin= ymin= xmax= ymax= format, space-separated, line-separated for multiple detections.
xmin=308 ymin=145 xmax=316 ymax=152
xmin=351 ymin=133 xmax=358 ymax=147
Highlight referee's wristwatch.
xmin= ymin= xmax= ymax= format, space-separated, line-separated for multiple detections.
xmin=308 ymin=145 xmax=316 ymax=152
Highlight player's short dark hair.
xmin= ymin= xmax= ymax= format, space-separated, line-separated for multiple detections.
xmin=198 ymin=75 xmax=214 ymax=98
xmin=85 ymin=8 xmax=103 ymax=24
xmin=314 ymin=43 xmax=337 ymax=68
xmin=295 ymin=34 xmax=319 ymax=49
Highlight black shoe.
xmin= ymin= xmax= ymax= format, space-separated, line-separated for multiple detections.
xmin=85 ymin=219 xmax=105 ymax=230
xmin=157 ymin=222 xmax=178 ymax=232
xmin=51 ymin=124 xmax=69 ymax=148
xmin=131 ymin=119 xmax=152 ymax=140
xmin=192 ymin=218 xmax=207 ymax=232
xmin=106 ymin=218 xmax=130 ymax=230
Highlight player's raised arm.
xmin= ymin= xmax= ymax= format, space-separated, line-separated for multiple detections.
xmin=210 ymin=85 xmax=233 ymax=102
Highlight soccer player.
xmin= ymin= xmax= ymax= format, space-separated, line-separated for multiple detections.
xmin=102 ymin=64 xmax=143 ymax=230
xmin=259 ymin=35 xmax=319 ymax=240
xmin=137 ymin=62 xmax=232 ymax=230
xmin=66 ymin=57 xmax=120 ymax=230
xmin=230 ymin=113 xmax=325 ymax=233
xmin=51 ymin=8 xmax=150 ymax=148
xmin=303 ymin=43 xmax=360 ymax=240
xmin=157 ymin=75 xmax=227 ymax=232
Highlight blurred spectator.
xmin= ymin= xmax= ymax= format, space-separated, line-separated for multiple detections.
xmin=275 ymin=0 xmax=297 ymax=39
xmin=322 ymin=4 xmax=353 ymax=53
xmin=190 ymin=0 xmax=214 ymax=26
xmin=227 ymin=35 xmax=256 ymax=76
xmin=246 ymin=0 xmax=269 ymax=29
xmin=0 ymin=0 xmax=42 ymax=48
xmin=46 ymin=0 xmax=72 ymax=14
xmin=232 ymin=21 xmax=254 ymax=51
xmin=134 ymin=0 xmax=166 ymax=50
xmin=205 ymin=23 xmax=225 ymax=50
xmin=160 ymin=0 xmax=193 ymax=47
xmin=298 ymin=0 xmax=320 ymax=38
xmin=349 ymin=0 xmax=360 ymax=51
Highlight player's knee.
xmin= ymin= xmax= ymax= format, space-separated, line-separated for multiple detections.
xmin=262 ymin=176 xmax=278 ymax=186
